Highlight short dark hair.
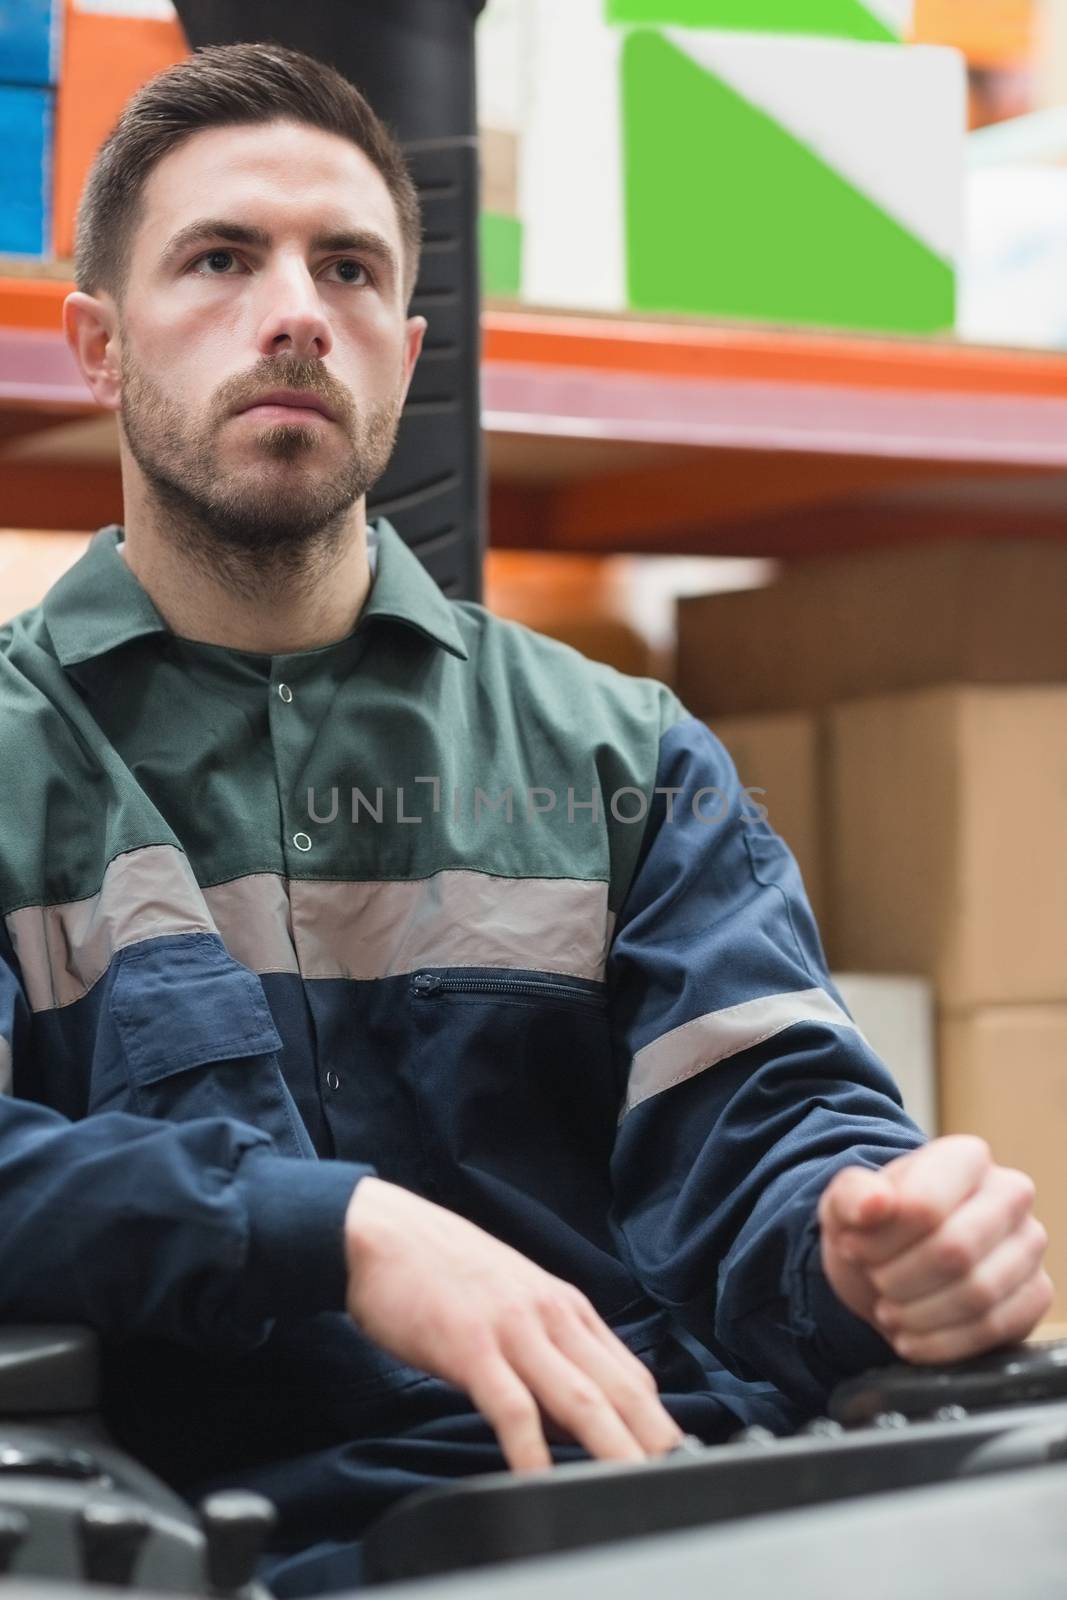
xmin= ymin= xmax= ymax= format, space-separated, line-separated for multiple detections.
xmin=74 ymin=41 xmax=422 ymax=306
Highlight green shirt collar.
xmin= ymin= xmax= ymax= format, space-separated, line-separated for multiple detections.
xmin=42 ymin=517 xmax=469 ymax=668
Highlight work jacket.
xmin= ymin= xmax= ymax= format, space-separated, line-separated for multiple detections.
xmin=0 ymin=519 xmax=922 ymax=1576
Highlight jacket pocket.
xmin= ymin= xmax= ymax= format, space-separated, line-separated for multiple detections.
xmin=110 ymin=932 xmax=313 ymax=1157
xmin=407 ymin=965 xmax=641 ymax=1312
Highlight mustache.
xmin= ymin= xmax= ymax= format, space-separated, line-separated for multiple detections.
xmin=216 ymin=359 xmax=356 ymax=428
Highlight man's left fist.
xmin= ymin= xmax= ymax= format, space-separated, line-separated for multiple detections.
xmin=819 ymin=1134 xmax=1054 ymax=1365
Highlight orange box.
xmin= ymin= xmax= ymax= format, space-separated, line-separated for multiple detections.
xmin=52 ymin=0 xmax=188 ymax=260
xmin=911 ymin=0 xmax=1035 ymax=68
xmin=484 ymin=550 xmax=665 ymax=679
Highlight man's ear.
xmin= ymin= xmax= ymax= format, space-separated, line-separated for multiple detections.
xmin=399 ymin=314 xmax=428 ymax=404
xmin=63 ymin=291 xmax=122 ymax=412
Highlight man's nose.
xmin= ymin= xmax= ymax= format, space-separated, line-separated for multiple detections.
xmin=255 ymin=263 xmax=333 ymax=362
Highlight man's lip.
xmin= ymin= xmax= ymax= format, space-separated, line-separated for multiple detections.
xmin=237 ymin=391 xmax=336 ymax=421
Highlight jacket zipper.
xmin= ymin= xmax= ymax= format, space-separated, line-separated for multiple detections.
xmin=411 ymin=971 xmax=606 ymax=1009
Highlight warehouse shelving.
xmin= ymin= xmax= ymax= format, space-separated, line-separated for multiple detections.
xmin=4 ymin=268 xmax=1067 ymax=555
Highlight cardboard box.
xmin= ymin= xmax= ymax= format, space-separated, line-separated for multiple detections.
xmin=0 ymin=86 xmax=53 ymax=256
xmin=0 ymin=0 xmax=62 ymax=86
xmin=52 ymin=0 xmax=188 ymax=259
xmin=676 ymin=540 xmax=1067 ymax=718
xmin=710 ymin=711 xmax=827 ymax=930
xmin=833 ymin=972 xmax=937 ymax=1135
xmin=829 ymin=686 xmax=1067 ymax=1008
xmin=941 ymin=1006 xmax=1067 ymax=1319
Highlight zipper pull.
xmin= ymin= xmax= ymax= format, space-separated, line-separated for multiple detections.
xmin=411 ymin=972 xmax=441 ymax=996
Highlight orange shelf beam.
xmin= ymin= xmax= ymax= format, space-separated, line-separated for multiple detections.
xmin=7 ymin=276 xmax=1067 ymax=399
xmin=0 ymin=277 xmax=73 ymax=334
xmin=482 ymin=309 xmax=1067 ymax=400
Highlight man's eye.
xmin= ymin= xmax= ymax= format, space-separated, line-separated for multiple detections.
xmin=192 ymin=250 xmax=241 ymax=275
xmin=330 ymin=259 xmax=370 ymax=285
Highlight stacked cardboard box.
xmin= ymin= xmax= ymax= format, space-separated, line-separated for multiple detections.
xmin=681 ymin=541 xmax=1067 ymax=1314
xmin=828 ymin=685 xmax=1067 ymax=1009
xmin=829 ymin=684 xmax=1067 ymax=1311
xmin=677 ymin=539 xmax=1067 ymax=717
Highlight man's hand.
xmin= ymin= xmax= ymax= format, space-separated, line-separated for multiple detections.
xmin=819 ymin=1135 xmax=1053 ymax=1364
xmin=344 ymin=1177 xmax=685 ymax=1472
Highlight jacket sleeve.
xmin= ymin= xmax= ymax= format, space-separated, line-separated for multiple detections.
xmin=0 ymin=925 xmax=374 ymax=1353
xmin=607 ymin=711 xmax=926 ymax=1417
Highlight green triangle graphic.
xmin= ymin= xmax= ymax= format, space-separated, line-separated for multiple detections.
xmin=621 ymin=30 xmax=954 ymax=335
xmin=607 ymin=0 xmax=898 ymax=44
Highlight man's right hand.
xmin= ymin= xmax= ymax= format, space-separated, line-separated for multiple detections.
xmin=344 ymin=1176 xmax=685 ymax=1472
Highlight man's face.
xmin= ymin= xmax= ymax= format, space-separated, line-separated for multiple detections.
xmin=112 ymin=119 xmax=424 ymax=555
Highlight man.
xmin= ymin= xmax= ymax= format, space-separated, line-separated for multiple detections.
xmin=0 ymin=40 xmax=1051 ymax=1597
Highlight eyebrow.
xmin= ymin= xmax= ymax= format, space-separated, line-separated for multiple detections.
xmin=158 ymin=218 xmax=400 ymax=282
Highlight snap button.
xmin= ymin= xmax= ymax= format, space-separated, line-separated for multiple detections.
xmin=293 ymin=832 xmax=312 ymax=852
xmin=325 ymin=1070 xmax=341 ymax=1091
xmin=278 ymin=683 xmax=293 ymax=703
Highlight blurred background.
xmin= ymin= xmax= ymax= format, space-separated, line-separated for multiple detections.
xmin=1 ymin=0 xmax=1067 ymax=1329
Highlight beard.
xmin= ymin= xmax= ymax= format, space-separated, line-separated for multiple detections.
xmin=118 ymin=348 xmax=403 ymax=599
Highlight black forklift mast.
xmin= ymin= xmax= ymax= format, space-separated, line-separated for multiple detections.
xmin=173 ymin=0 xmax=489 ymax=604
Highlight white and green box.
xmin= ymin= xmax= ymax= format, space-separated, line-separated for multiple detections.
xmin=604 ymin=0 xmax=913 ymax=44
xmin=520 ymin=0 xmax=964 ymax=335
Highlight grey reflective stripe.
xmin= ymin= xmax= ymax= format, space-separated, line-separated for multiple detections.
xmin=621 ymin=987 xmax=859 ymax=1119
xmin=6 ymin=845 xmax=214 ymax=1013
xmin=207 ymin=871 xmax=612 ymax=983
xmin=203 ymin=874 xmax=299 ymax=975
xmin=7 ymin=854 xmax=612 ymax=1011
xmin=0 ymin=1037 xmax=11 ymax=1096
